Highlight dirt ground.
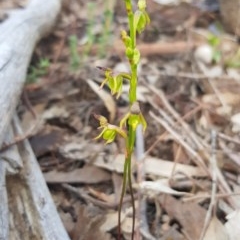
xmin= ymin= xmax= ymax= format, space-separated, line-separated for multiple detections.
xmin=2 ymin=0 xmax=240 ymax=239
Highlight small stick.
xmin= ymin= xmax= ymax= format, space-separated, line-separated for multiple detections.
xmin=62 ymin=183 xmax=137 ymax=209
xmin=150 ymin=111 xmax=210 ymax=175
xmin=199 ymin=130 xmax=218 ymax=240
xmin=136 ymin=125 xmax=156 ymax=240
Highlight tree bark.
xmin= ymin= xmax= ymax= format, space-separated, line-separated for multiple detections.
xmin=0 ymin=0 xmax=62 ymax=147
xmin=0 ymin=0 xmax=70 ymax=239
xmin=0 ymin=115 xmax=70 ymax=240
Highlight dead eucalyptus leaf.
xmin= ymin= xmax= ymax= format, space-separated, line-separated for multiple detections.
xmin=44 ymin=165 xmax=111 ymax=184
xmin=71 ymin=206 xmax=111 ymax=240
xmin=121 ymin=217 xmax=134 ymax=240
xmin=225 ymin=210 xmax=240 ymax=240
xmin=203 ymin=216 xmax=228 ymax=240
xmin=100 ymin=211 xmax=126 ymax=232
xmin=159 ymin=195 xmax=206 ymax=239
xmin=87 ymin=79 xmax=116 ymax=122
xmin=139 ymin=180 xmax=193 ymax=196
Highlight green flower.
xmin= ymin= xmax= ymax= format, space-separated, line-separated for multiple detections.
xmin=94 ymin=114 xmax=127 ymax=144
xmin=120 ymin=102 xmax=147 ymax=131
xmin=134 ymin=9 xmax=150 ymax=34
xmin=138 ymin=0 xmax=146 ymax=10
xmin=121 ymin=30 xmax=132 ymax=47
xmin=98 ymin=67 xmax=131 ymax=99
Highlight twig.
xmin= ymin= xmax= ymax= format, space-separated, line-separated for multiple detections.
xmin=77 ymin=40 xmax=203 ymax=57
xmin=145 ymin=103 xmax=202 ymax=156
xmin=62 ymin=183 xmax=137 ymax=209
xmin=144 ymin=70 xmax=235 ymax=81
xmin=0 ymin=119 xmax=41 ymax=152
xmin=148 ymin=89 xmax=237 ymax=207
xmin=136 ymin=125 xmax=156 ymax=240
xmin=146 ymin=85 xmax=204 ymax=150
xmin=199 ymin=130 xmax=218 ymax=240
xmin=218 ymin=132 xmax=240 ymax=146
xmin=183 ymin=192 xmax=240 ymax=202
xmin=150 ymin=111 xmax=209 ymax=175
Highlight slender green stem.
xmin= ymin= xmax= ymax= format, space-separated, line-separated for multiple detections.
xmin=124 ymin=0 xmax=135 ymax=49
xmin=118 ymin=158 xmax=128 ymax=239
xmin=128 ymin=152 xmax=135 ymax=240
xmin=124 ymin=0 xmax=138 ymax=104
xmin=118 ymin=124 xmax=136 ymax=240
xmin=129 ymin=64 xmax=137 ymax=103
xmin=126 ymin=125 xmax=136 ymax=240
xmin=96 ymin=1 xmax=149 ymax=239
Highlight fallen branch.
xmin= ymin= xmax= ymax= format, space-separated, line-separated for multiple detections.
xmin=0 ymin=0 xmax=70 ymax=239
xmin=0 ymin=0 xmax=62 ymax=147
xmin=76 ymin=40 xmax=203 ymax=58
xmin=0 ymin=115 xmax=70 ymax=240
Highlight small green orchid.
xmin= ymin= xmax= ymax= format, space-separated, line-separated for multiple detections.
xmin=120 ymin=102 xmax=147 ymax=131
xmin=98 ymin=67 xmax=131 ymax=99
xmin=134 ymin=0 xmax=150 ymax=34
xmin=94 ymin=114 xmax=127 ymax=144
xmin=134 ymin=10 xmax=150 ymax=33
xmin=95 ymin=1 xmax=150 ymax=239
xmin=121 ymin=30 xmax=132 ymax=48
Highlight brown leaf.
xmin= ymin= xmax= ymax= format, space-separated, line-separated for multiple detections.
xmin=89 ymin=154 xmax=206 ymax=178
xmin=30 ymin=127 xmax=64 ymax=157
xmin=44 ymin=165 xmax=111 ymax=184
xmin=70 ymin=206 xmax=111 ymax=240
xmin=159 ymin=195 xmax=206 ymax=239
xmin=88 ymin=187 xmax=115 ymax=203
xmin=203 ymin=216 xmax=228 ymax=240
xmin=100 ymin=211 xmax=126 ymax=232
xmin=87 ymin=79 xmax=116 ymax=122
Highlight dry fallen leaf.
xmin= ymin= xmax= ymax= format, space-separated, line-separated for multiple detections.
xmin=225 ymin=210 xmax=240 ymax=240
xmin=121 ymin=217 xmax=134 ymax=240
xmin=88 ymin=187 xmax=115 ymax=203
xmin=70 ymin=206 xmax=111 ymax=240
xmin=42 ymin=105 xmax=70 ymax=120
xmin=159 ymin=195 xmax=206 ymax=239
xmin=44 ymin=165 xmax=111 ymax=184
xmin=231 ymin=113 xmax=240 ymax=132
xmin=87 ymin=79 xmax=116 ymax=122
xmin=100 ymin=211 xmax=126 ymax=232
xmin=203 ymin=216 xmax=228 ymax=240
xmin=139 ymin=180 xmax=193 ymax=196
xmin=145 ymin=156 xmax=206 ymax=178
xmin=89 ymin=154 xmax=206 ymax=178
xmin=21 ymin=103 xmax=46 ymax=132
xmin=60 ymin=211 xmax=74 ymax=234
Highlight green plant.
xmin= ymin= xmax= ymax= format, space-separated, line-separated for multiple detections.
xmin=80 ymin=2 xmax=97 ymax=65
xmin=70 ymin=1 xmax=114 ymax=70
xmin=68 ymin=34 xmax=81 ymax=71
xmin=27 ymin=58 xmax=50 ymax=83
xmin=207 ymin=33 xmax=221 ymax=63
xmin=94 ymin=0 xmax=150 ymax=239
xmin=98 ymin=0 xmax=114 ymax=57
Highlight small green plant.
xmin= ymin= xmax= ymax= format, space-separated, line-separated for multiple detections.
xmin=207 ymin=33 xmax=221 ymax=63
xmin=98 ymin=0 xmax=114 ymax=57
xmin=68 ymin=35 xmax=81 ymax=71
xmin=207 ymin=33 xmax=240 ymax=68
xmin=81 ymin=2 xmax=97 ymax=65
xmin=27 ymin=58 xmax=50 ymax=83
xmin=69 ymin=2 xmax=114 ymax=70
xmin=94 ymin=0 xmax=150 ymax=239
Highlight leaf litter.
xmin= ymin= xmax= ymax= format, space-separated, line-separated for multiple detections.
xmin=13 ymin=0 xmax=240 ymax=239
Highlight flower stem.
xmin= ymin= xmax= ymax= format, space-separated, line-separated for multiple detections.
xmin=118 ymin=124 xmax=136 ymax=240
